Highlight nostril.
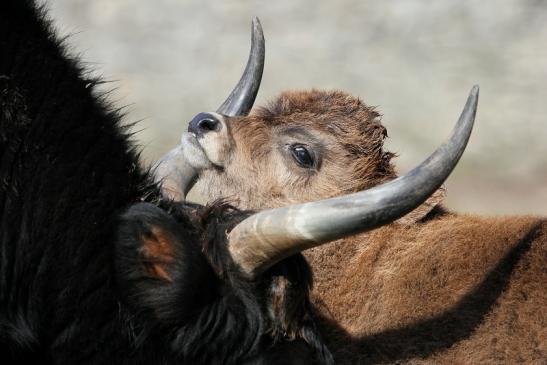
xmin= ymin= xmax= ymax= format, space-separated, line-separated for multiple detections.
xmin=188 ymin=112 xmax=221 ymax=136
xmin=198 ymin=118 xmax=219 ymax=132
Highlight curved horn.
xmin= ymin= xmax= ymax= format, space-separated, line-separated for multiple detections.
xmin=152 ymin=149 xmax=197 ymax=201
xmin=228 ymin=85 xmax=479 ymax=277
xmin=217 ymin=17 xmax=265 ymax=116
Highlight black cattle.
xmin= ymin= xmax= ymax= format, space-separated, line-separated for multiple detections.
xmin=0 ymin=1 xmax=331 ymax=363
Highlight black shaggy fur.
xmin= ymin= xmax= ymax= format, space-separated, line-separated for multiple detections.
xmin=0 ymin=1 xmax=331 ymax=364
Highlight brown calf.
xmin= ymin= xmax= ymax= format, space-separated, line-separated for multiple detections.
xmin=170 ymin=89 xmax=546 ymax=364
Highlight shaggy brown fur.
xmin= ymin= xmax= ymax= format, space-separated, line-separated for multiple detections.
xmin=192 ymin=89 xmax=547 ymax=364
xmin=307 ymin=215 xmax=546 ymax=364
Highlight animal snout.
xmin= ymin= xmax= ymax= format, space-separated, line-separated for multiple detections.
xmin=188 ymin=112 xmax=222 ymax=137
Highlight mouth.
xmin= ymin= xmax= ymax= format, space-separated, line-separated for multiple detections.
xmin=180 ymin=132 xmax=213 ymax=170
xmin=181 ymin=132 xmax=226 ymax=172
xmin=154 ymin=128 xmax=227 ymax=202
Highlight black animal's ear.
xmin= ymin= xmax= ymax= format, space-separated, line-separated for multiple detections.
xmin=115 ymin=203 xmax=213 ymax=321
xmin=117 ymin=203 xmax=183 ymax=282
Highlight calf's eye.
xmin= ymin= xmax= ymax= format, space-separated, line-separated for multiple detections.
xmin=290 ymin=144 xmax=314 ymax=168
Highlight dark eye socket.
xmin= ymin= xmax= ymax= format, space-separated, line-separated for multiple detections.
xmin=289 ymin=144 xmax=314 ymax=168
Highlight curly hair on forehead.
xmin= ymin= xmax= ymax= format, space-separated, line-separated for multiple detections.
xmin=255 ymin=89 xmax=379 ymax=121
xmin=255 ymin=89 xmax=397 ymax=190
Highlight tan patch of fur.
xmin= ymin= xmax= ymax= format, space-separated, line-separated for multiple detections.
xmin=268 ymin=276 xmax=298 ymax=339
xmin=142 ymin=227 xmax=175 ymax=282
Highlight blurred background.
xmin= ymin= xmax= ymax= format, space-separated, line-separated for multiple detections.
xmin=44 ymin=0 xmax=546 ymax=215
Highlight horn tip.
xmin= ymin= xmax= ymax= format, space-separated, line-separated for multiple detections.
xmin=252 ymin=16 xmax=263 ymax=30
xmin=471 ymin=84 xmax=480 ymax=98
xmin=463 ymin=85 xmax=479 ymax=117
xmin=251 ymin=17 xmax=264 ymax=39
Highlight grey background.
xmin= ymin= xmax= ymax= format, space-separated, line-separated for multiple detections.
xmin=44 ymin=0 xmax=547 ymax=215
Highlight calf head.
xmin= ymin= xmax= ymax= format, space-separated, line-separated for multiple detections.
xmin=187 ymin=90 xmax=397 ymax=210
